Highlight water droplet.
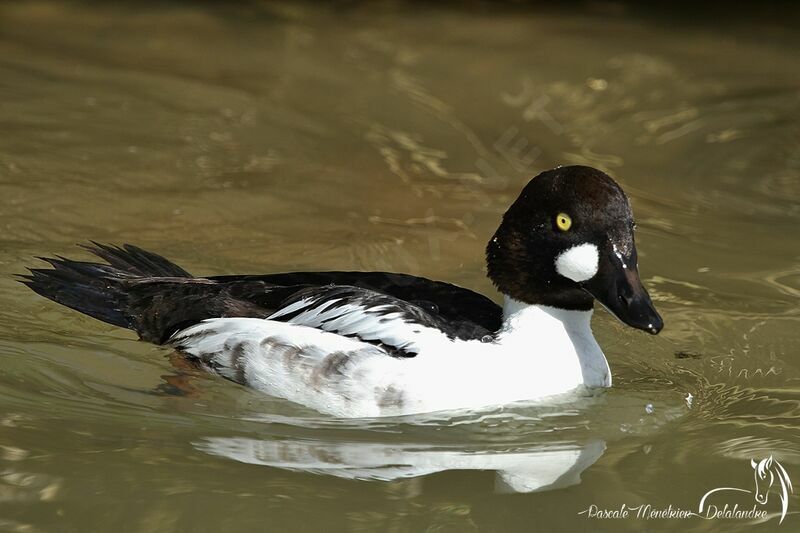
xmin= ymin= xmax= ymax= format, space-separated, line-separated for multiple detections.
xmin=645 ymin=403 xmax=655 ymax=414
xmin=587 ymin=77 xmax=608 ymax=91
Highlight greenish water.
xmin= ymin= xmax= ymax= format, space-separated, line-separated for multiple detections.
xmin=0 ymin=2 xmax=798 ymax=532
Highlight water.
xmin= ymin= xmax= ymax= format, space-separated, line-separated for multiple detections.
xmin=1 ymin=2 xmax=799 ymax=531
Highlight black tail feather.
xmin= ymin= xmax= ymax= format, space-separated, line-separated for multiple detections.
xmin=81 ymin=242 xmax=192 ymax=278
xmin=20 ymin=243 xmax=195 ymax=333
xmin=21 ymin=260 xmax=132 ymax=329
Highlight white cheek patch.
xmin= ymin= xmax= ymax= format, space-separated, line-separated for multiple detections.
xmin=555 ymin=243 xmax=599 ymax=282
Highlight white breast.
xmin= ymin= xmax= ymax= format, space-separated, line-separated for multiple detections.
xmin=398 ymin=299 xmax=610 ymax=413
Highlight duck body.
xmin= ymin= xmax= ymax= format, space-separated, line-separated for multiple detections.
xmin=170 ymin=300 xmax=609 ymax=417
xmin=22 ymin=165 xmax=661 ymax=417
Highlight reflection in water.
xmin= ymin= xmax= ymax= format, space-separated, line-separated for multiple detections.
xmin=195 ymin=437 xmax=606 ymax=494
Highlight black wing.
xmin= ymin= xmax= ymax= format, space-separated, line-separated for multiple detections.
xmin=22 ymin=244 xmax=502 ymax=347
xmin=211 ymin=271 xmax=502 ymax=334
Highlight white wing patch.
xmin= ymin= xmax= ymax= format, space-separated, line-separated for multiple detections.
xmin=268 ymin=296 xmax=450 ymax=355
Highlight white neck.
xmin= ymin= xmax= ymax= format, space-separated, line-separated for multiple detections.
xmin=501 ymin=296 xmax=593 ymax=331
xmin=496 ymin=296 xmax=611 ymax=388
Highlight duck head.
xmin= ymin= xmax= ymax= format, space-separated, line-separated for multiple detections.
xmin=486 ymin=165 xmax=663 ymax=335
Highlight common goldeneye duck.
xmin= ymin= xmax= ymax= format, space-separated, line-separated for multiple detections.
xmin=22 ymin=165 xmax=663 ymax=418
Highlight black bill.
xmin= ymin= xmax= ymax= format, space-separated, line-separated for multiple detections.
xmin=582 ymin=247 xmax=663 ymax=335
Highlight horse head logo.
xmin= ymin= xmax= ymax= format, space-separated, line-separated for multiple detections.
xmin=751 ymin=456 xmax=793 ymax=522
xmin=700 ymin=455 xmax=793 ymax=524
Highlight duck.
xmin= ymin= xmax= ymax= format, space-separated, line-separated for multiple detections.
xmin=21 ymin=165 xmax=663 ymax=418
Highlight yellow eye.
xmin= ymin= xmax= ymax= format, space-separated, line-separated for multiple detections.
xmin=556 ymin=213 xmax=572 ymax=231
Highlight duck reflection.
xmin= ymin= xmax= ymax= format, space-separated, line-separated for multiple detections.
xmin=194 ymin=437 xmax=605 ymax=493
